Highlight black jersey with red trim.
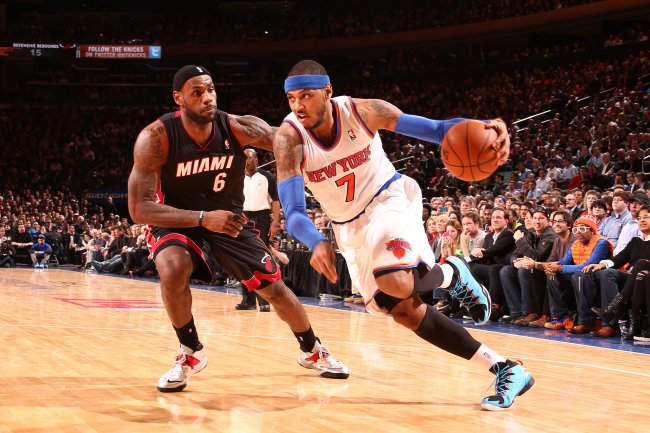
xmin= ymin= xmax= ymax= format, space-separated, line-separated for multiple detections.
xmin=157 ymin=110 xmax=245 ymax=213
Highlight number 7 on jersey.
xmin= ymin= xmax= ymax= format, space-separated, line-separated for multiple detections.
xmin=335 ymin=173 xmax=356 ymax=202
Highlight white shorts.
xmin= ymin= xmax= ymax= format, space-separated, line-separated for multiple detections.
xmin=332 ymin=175 xmax=435 ymax=316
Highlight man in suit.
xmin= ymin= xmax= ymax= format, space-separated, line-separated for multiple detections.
xmin=600 ymin=152 xmax=616 ymax=177
xmin=622 ymin=150 xmax=643 ymax=174
xmin=630 ymin=173 xmax=647 ymax=193
xmin=466 ymin=207 xmax=516 ymax=316
xmin=565 ymin=193 xmax=584 ymax=222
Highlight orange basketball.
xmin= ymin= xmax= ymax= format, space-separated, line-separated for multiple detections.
xmin=440 ymin=120 xmax=499 ymax=182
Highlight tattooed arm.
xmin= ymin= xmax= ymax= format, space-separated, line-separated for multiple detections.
xmin=352 ymin=98 xmax=403 ymax=134
xmin=229 ymin=114 xmax=277 ymax=151
xmin=128 ymin=120 xmax=243 ymax=236
xmin=274 ymin=122 xmax=337 ymax=282
xmin=273 ymin=122 xmax=303 ymax=181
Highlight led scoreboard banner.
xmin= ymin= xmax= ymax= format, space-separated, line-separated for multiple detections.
xmin=0 ymin=43 xmax=161 ymax=59
xmin=77 ymin=45 xmax=162 ymax=59
xmin=0 ymin=43 xmax=77 ymax=58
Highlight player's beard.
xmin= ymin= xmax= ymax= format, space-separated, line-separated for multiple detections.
xmin=306 ymin=103 xmax=328 ymax=130
xmin=185 ymin=106 xmax=217 ymax=125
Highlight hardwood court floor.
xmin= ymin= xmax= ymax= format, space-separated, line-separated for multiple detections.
xmin=1 ymin=268 xmax=649 ymax=433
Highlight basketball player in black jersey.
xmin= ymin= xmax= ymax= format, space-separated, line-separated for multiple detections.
xmin=128 ymin=65 xmax=348 ymax=393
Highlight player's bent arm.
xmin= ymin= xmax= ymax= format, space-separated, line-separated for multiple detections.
xmin=353 ymin=97 xmax=466 ymax=142
xmin=128 ymin=121 xmax=201 ymax=228
xmin=273 ymin=122 xmax=304 ymax=182
xmin=353 ymin=98 xmax=507 ymax=150
xmin=229 ymin=114 xmax=277 ymax=151
xmin=273 ymin=124 xmax=326 ymax=250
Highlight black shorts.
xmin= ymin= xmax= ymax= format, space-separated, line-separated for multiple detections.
xmin=244 ymin=210 xmax=271 ymax=247
xmin=148 ymin=224 xmax=281 ymax=291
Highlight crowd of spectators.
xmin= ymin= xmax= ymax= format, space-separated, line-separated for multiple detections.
xmin=2 ymin=0 xmax=598 ymax=45
xmin=2 ymin=18 xmax=650 ymax=340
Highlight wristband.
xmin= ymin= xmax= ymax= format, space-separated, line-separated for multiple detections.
xmin=198 ymin=210 xmax=205 ymax=227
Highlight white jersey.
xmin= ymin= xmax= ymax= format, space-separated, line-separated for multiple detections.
xmin=284 ymin=96 xmax=397 ymax=223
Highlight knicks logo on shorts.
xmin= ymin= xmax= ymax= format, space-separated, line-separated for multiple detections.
xmin=385 ymin=238 xmax=412 ymax=259
xmin=261 ymin=253 xmax=274 ymax=273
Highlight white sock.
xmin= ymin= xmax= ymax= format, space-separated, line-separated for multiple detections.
xmin=439 ymin=263 xmax=455 ymax=288
xmin=470 ymin=344 xmax=506 ymax=371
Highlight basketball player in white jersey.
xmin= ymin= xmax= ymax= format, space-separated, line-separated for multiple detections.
xmin=273 ymin=60 xmax=534 ymax=411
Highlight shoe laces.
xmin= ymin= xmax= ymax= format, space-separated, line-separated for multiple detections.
xmin=165 ymin=348 xmax=193 ymax=374
xmin=315 ymin=345 xmax=344 ymax=369
xmin=487 ymin=360 xmax=522 ymax=397
xmin=450 ymin=279 xmax=479 ymax=308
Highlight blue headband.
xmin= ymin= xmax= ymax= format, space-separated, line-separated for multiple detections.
xmin=284 ymin=74 xmax=330 ymax=92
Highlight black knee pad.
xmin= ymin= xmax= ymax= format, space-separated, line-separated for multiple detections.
xmin=374 ymin=291 xmax=412 ymax=313
xmin=413 ymin=262 xmax=445 ymax=294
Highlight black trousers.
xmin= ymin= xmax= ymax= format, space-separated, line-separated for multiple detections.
xmin=470 ymin=262 xmax=505 ymax=307
xmin=622 ymin=260 xmax=650 ymax=310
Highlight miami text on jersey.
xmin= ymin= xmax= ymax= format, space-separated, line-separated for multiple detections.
xmin=176 ymin=155 xmax=235 ymax=177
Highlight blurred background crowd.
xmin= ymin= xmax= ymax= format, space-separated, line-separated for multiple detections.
xmin=1 ymin=0 xmax=650 ymax=337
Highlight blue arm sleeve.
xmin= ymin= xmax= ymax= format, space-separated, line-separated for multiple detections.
xmin=394 ymin=114 xmax=469 ymax=144
xmin=278 ymin=176 xmax=326 ymax=250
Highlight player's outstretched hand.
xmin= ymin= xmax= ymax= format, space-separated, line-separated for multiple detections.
xmin=485 ymin=118 xmax=510 ymax=166
xmin=310 ymin=240 xmax=338 ymax=284
xmin=203 ymin=210 xmax=245 ymax=237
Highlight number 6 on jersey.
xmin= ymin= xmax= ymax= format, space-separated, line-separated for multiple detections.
xmin=213 ymin=172 xmax=227 ymax=192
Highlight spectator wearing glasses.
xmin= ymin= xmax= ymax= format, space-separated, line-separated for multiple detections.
xmin=535 ymin=212 xmax=583 ymax=329
xmin=566 ymin=194 xmax=580 ymax=221
xmin=583 ymin=205 xmax=650 ymax=339
xmin=540 ymin=215 xmax=613 ymax=334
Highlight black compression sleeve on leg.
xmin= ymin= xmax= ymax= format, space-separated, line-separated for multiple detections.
xmin=414 ymin=305 xmax=481 ymax=359
xmin=174 ymin=316 xmax=202 ymax=352
xmin=293 ymin=326 xmax=317 ymax=352
xmin=412 ymin=263 xmax=445 ymax=294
